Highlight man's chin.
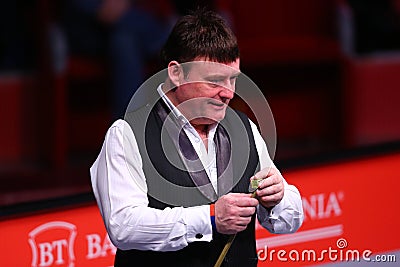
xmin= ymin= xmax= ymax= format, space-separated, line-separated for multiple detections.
xmin=188 ymin=109 xmax=227 ymax=125
xmin=208 ymin=111 xmax=227 ymax=123
xmin=190 ymin=114 xmax=226 ymax=125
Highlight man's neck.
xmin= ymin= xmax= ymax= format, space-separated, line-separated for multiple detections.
xmin=192 ymin=123 xmax=209 ymax=151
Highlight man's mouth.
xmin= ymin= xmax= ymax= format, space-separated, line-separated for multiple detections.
xmin=209 ymin=101 xmax=225 ymax=107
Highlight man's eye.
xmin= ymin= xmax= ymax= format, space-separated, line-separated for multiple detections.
xmin=208 ymin=80 xmax=222 ymax=87
xmin=210 ymin=80 xmax=222 ymax=84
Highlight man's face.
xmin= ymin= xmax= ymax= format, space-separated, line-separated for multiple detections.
xmin=171 ymin=58 xmax=240 ymax=125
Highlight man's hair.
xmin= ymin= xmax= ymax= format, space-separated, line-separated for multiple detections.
xmin=160 ymin=8 xmax=239 ymax=66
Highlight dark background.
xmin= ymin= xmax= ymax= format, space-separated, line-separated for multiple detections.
xmin=1 ymin=0 xmax=400 ymax=208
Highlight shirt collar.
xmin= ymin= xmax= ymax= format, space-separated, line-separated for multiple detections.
xmin=157 ymin=83 xmax=188 ymax=126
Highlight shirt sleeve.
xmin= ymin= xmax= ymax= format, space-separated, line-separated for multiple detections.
xmin=90 ymin=119 xmax=212 ymax=251
xmin=248 ymin=119 xmax=304 ymax=234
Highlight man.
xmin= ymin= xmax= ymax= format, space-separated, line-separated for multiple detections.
xmin=90 ymin=8 xmax=303 ymax=267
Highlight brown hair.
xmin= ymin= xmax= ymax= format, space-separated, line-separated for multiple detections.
xmin=160 ymin=8 xmax=239 ymax=66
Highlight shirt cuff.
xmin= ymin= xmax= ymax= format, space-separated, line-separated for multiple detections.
xmin=185 ymin=205 xmax=213 ymax=243
xmin=257 ymin=188 xmax=303 ymax=234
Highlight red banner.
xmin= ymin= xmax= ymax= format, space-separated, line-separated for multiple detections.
xmin=0 ymin=205 xmax=115 ymax=267
xmin=256 ymin=152 xmax=400 ymax=266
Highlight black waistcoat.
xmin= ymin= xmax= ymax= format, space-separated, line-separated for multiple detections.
xmin=119 ymin=100 xmax=260 ymax=267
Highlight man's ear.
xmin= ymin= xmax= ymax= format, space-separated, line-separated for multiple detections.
xmin=167 ymin=61 xmax=184 ymax=87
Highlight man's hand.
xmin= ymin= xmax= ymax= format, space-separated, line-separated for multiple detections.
xmin=251 ymin=167 xmax=284 ymax=208
xmin=214 ymin=193 xmax=258 ymax=234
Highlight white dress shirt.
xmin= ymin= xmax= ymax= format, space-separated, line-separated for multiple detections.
xmin=90 ymin=84 xmax=304 ymax=251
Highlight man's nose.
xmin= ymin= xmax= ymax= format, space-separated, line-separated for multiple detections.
xmin=220 ymin=84 xmax=235 ymax=100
